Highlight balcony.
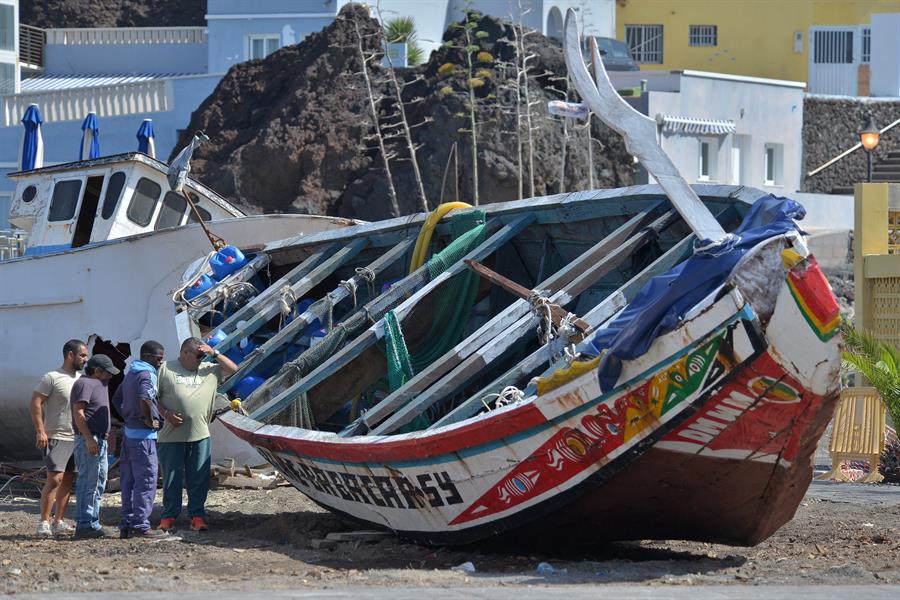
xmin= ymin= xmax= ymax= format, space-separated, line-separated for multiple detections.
xmin=20 ymin=24 xmax=45 ymax=71
xmin=45 ymin=26 xmax=207 ymax=46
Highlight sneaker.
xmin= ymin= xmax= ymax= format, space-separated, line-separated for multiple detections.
xmin=73 ymin=527 xmax=107 ymax=539
xmin=158 ymin=517 xmax=177 ymax=532
xmin=51 ymin=520 xmax=74 ymax=534
xmin=36 ymin=520 xmax=52 ymax=537
xmin=132 ymin=528 xmax=168 ymax=540
xmin=189 ymin=517 xmax=209 ymax=532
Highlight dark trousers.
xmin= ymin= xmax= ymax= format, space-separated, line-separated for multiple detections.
xmin=119 ymin=437 xmax=158 ymax=531
xmin=158 ymin=438 xmax=211 ymax=519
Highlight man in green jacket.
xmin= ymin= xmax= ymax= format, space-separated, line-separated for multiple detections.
xmin=157 ymin=337 xmax=236 ymax=532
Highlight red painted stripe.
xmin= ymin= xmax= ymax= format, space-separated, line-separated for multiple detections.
xmin=788 ymin=257 xmax=840 ymax=328
xmin=223 ymin=402 xmax=548 ymax=463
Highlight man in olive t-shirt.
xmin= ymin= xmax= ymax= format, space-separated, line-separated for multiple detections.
xmin=157 ymin=337 xmax=236 ymax=532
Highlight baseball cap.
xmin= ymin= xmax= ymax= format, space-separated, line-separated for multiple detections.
xmin=87 ymin=354 xmax=120 ymax=375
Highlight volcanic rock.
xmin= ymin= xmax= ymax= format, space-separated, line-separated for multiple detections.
xmin=22 ymin=0 xmax=204 ymax=28
xmin=173 ymin=4 xmax=633 ymax=220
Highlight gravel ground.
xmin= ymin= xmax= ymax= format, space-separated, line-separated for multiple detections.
xmin=0 ymin=481 xmax=898 ymax=594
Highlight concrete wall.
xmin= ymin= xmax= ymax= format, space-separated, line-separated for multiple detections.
xmin=615 ymin=71 xmax=805 ymax=194
xmin=0 ymin=0 xmax=18 ymax=95
xmin=44 ymin=41 xmax=208 ymax=76
xmin=870 ymin=13 xmax=900 ymax=97
xmin=0 ymin=74 xmax=222 ymax=207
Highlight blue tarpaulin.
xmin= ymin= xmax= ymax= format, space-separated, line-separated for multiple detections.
xmin=80 ymin=112 xmax=100 ymax=160
xmin=584 ymin=195 xmax=806 ymax=392
xmin=21 ymin=104 xmax=43 ymax=171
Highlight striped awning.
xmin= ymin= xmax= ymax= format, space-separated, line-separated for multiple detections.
xmin=656 ymin=114 xmax=736 ymax=135
xmin=20 ymin=73 xmax=198 ymax=92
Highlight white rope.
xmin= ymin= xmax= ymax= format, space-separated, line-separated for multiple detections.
xmin=479 ymin=385 xmax=525 ymax=412
xmin=528 ymin=291 xmax=554 ymax=345
xmin=558 ymin=312 xmax=579 ymax=364
xmin=171 ymin=250 xmax=217 ymax=306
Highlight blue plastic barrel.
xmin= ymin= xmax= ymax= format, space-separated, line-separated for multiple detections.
xmin=184 ymin=274 xmax=216 ymax=300
xmin=232 ymin=375 xmax=265 ymax=400
xmin=209 ymin=245 xmax=248 ymax=280
xmin=205 ymin=329 xmax=227 ymax=347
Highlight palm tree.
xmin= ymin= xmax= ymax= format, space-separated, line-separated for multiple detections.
xmin=842 ymin=326 xmax=900 ymax=483
xmin=842 ymin=326 xmax=900 ymax=429
xmin=384 ymin=16 xmax=424 ymax=66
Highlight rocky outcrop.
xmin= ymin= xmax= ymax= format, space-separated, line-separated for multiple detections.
xmin=172 ymin=5 xmax=632 ymax=220
xmin=22 ymin=0 xmax=205 ymax=28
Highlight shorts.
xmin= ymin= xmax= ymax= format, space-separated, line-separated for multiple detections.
xmin=43 ymin=438 xmax=76 ymax=473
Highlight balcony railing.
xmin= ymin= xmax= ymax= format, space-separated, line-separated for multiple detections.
xmin=20 ymin=24 xmax=45 ymax=69
xmin=45 ymin=26 xmax=207 ymax=45
xmin=2 ymin=79 xmax=172 ymax=126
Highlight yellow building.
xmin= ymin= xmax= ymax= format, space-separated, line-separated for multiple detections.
xmin=615 ymin=0 xmax=900 ymax=94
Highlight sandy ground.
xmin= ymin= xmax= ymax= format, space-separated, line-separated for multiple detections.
xmin=0 ymin=481 xmax=898 ymax=594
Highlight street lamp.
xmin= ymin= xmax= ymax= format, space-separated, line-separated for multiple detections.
xmin=859 ymin=115 xmax=881 ymax=183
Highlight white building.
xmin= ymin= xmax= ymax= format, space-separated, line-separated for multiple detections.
xmin=610 ymin=70 xmax=806 ymax=194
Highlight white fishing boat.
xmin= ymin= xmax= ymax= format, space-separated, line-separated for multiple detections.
xmin=0 ymin=151 xmax=352 ymax=462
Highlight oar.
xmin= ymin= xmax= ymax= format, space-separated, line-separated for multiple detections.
xmin=562 ymin=9 xmax=727 ymax=244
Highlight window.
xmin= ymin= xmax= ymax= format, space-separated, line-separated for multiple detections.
xmin=101 ymin=172 xmax=126 ymax=219
xmin=689 ymin=25 xmax=717 ymax=47
xmin=596 ymin=37 xmax=632 ymax=59
xmin=625 ymin=25 xmax=663 ymax=64
xmin=0 ymin=62 xmax=14 ymax=96
xmin=22 ymin=185 xmax=37 ymax=203
xmin=813 ymin=30 xmax=853 ymax=64
xmin=187 ymin=200 xmax=212 ymax=224
xmin=0 ymin=5 xmax=13 ymax=51
xmin=126 ymin=177 xmax=161 ymax=226
xmin=155 ymin=192 xmax=188 ymax=230
xmin=248 ymin=35 xmax=280 ymax=60
xmin=698 ymin=139 xmax=718 ymax=182
xmin=48 ymin=180 xmax=82 ymax=222
xmin=861 ymin=27 xmax=871 ymax=64
xmin=764 ymin=143 xmax=783 ymax=186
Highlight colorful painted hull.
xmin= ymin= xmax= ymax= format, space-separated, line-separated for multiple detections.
xmin=221 ymin=233 xmax=842 ymax=546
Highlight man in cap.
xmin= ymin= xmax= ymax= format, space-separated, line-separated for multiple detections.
xmin=30 ymin=339 xmax=87 ymax=537
xmin=112 ymin=341 xmax=167 ymax=539
xmin=70 ymin=354 xmax=119 ymax=539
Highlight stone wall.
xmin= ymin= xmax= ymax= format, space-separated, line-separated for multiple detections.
xmin=802 ymin=96 xmax=900 ymax=194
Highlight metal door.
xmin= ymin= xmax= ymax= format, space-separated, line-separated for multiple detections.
xmin=808 ymin=26 xmax=860 ymax=96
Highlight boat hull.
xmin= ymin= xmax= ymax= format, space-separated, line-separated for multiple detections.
xmin=222 ymin=247 xmax=842 ymax=545
xmin=0 ymin=214 xmax=352 ymax=462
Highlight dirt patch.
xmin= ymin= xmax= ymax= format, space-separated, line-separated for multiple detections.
xmin=0 ymin=483 xmax=897 ymax=593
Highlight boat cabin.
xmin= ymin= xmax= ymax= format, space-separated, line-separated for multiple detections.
xmin=6 ymin=153 xmax=243 ymax=257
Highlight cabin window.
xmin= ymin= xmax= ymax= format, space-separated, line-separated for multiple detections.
xmin=48 ymin=180 xmax=82 ymax=222
xmin=101 ymin=171 xmax=126 ymax=219
xmin=126 ymin=177 xmax=162 ymax=227
xmin=187 ymin=194 xmax=213 ymax=223
xmin=155 ymin=192 xmax=188 ymax=230
xmin=21 ymin=185 xmax=37 ymax=203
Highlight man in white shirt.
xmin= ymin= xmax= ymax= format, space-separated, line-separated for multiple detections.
xmin=30 ymin=339 xmax=88 ymax=537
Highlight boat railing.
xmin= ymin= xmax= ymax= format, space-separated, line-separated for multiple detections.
xmin=0 ymin=230 xmax=28 ymax=260
xmin=2 ymin=79 xmax=172 ymax=126
xmin=45 ymin=26 xmax=207 ymax=46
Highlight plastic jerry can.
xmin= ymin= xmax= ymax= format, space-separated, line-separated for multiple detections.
xmin=209 ymin=245 xmax=248 ymax=280
xmin=184 ymin=274 xmax=215 ymax=300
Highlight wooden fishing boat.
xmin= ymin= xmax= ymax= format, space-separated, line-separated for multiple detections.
xmin=178 ymin=10 xmax=842 ymax=546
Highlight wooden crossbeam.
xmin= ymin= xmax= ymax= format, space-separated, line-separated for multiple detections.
xmin=353 ymin=205 xmax=664 ymax=433
xmin=368 ymin=210 xmax=679 ymax=435
xmin=430 ymin=232 xmax=697 ymax=429
xmin=212 ymin=238 xmax=369 ymax=358
xmin=249 ymin=214 xmax=536 ymax=422
xmin=220 ymin=238 xmax=415 ymax=394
